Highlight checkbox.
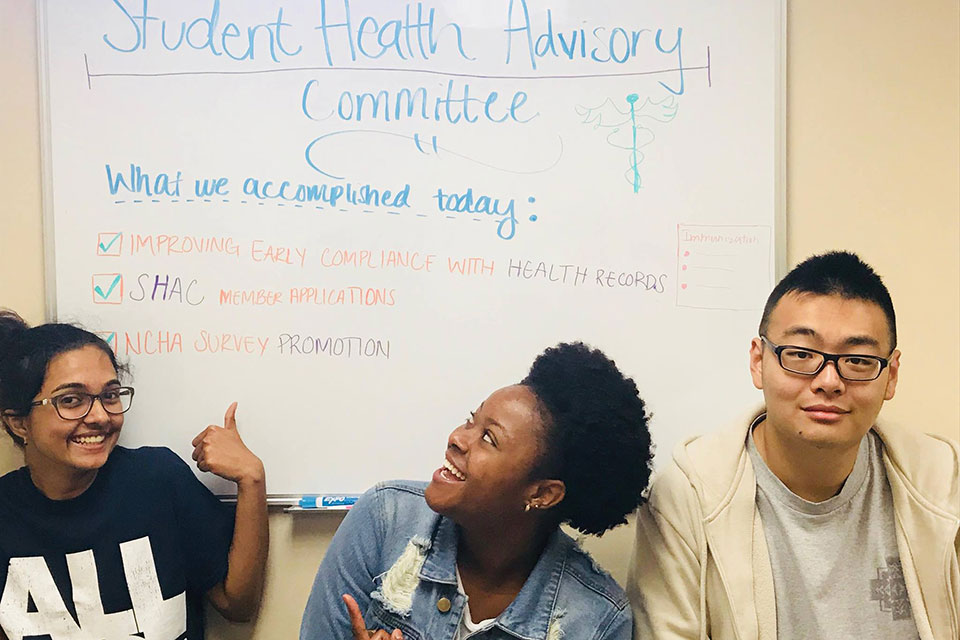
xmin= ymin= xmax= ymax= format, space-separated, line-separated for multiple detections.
xmin=92 ymin=274 xmax=123 ymax=304
xmin=96 ymin=331 xmax=118 ymax=352
xmin=97 ymin=232 xmax=123 ymax=256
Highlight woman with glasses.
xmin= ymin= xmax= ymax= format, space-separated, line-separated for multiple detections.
xmin=300 ymin=342 xmax=654 ymax=640
xmin=0 ymin=310 xmax=268 ymax=640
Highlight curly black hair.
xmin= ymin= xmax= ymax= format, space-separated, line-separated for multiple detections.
xmin=521 ymin=342 xmax=653 ymax=535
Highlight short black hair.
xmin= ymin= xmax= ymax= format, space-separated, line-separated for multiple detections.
xmin=0 ymin=310 xmax=128 ymax=447
xmin=521 ymin=342 xmax=653 ymax=535
xmin=759 ymin=251 xmax=897 ymax=349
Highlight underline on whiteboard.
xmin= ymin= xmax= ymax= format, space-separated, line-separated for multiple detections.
xmin=83 ymin=53 xmax=710 ymax=85
xmin=108 ymin=196 xmax=498 ymax=228
xmin=692 ymin=266 xmax=735 ymax=272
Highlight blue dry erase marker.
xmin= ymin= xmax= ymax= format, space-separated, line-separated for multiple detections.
xmin=298 ymin=495 xmax=359 ymax=509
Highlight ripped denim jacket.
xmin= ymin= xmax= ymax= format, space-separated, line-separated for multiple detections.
xmin=299 ymin=481 xmax=632 ymax=640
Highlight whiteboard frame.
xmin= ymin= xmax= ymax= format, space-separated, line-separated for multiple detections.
xmin=36 ymin=0 xmax=788 ymax=503
xmin=38 ymin=0 xmax=57 ymax=321
xmin=775 ymin=0 xmax=787 ymax=279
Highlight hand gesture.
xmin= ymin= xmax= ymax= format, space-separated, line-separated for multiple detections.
xmin=342 ymin=594 xmax=404 ymax=640
xmin=191 ymin=402 xmax=264 ymax=487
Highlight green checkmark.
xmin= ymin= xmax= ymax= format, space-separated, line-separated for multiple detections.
xmin=94 ymin=275 xmax=122 ymax=300
xmin=98 ymin=233 xmax=122 ymax=253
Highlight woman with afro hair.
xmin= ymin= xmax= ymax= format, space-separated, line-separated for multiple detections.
xmin=301 ymin=342 xmax=653 ymax=640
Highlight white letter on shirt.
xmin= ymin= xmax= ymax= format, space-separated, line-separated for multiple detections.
xmin=119 ymin=537 xmax=186 ymax=639
xmin=0 ymin=556 xmax=81 ymax=640
xmin=65 ymin=549 xmax=138 ymax=637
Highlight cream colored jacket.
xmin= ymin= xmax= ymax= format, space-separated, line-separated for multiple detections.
xmin=626 ymin=415 xmax=960 ymax=640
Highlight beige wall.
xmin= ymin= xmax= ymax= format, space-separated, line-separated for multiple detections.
xmin=2 ymin=1 xmax=958 ymax=637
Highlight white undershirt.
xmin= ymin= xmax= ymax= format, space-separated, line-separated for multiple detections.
xmin=455 ymin=566 xmax=496 ymax=639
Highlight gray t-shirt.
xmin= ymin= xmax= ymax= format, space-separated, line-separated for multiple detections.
xmin=747 ymin=422 xmax=919 ymax=640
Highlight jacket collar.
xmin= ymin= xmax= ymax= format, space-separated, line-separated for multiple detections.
xmin=670 ymin=409 xmax=774 ymax=640
xmin=419 ymin=516 xmax=571 ymax=639
xmin=673 ymin=411 xmax=960 ymax=520
xmin=419 ymin=515 xmax=458 ymax=584
xmin=873 ymin=421 xmax=960 ymax=515
xmin=496 ymin=529 xmax=570 ymax=639
xmin=671 ymin=408 xmax=762 ymax=516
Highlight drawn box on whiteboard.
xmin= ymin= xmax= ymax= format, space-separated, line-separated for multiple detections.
xmin=92 ymin=274 xmax=123 ymax=305
xmin=676 ymin=224 xmax=773 ymax=311
xmin=97 ymin=232 xmax=123 ymax=256
xmin=96 ymin=331 xmax=118 ymax=352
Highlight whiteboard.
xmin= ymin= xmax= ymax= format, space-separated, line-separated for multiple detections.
xmin=39 ymin=0 xmax=784 ymax=499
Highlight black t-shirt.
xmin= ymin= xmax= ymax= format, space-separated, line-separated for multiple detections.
xmin=0 ymin=446 xmax=233 ymax=640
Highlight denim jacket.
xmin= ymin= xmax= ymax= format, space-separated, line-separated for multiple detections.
xmin=300 ymin=481 xmax=632 ymax=640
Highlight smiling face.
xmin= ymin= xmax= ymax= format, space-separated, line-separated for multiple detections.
xmin=750 ymin=292 xmax=900 ymax=452
xmin=8 ymin=346 xmax=124 ymax=497
xmin=425 ymin=385 xmax=558 ymax=526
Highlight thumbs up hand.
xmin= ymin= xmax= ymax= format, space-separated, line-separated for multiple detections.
xmin=192 ymin=402 xmax=265 ymax=487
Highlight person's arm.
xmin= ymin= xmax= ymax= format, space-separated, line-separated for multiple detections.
xmin=191 ymin=402 xmax=268 ymax=622
xmin=625 ymin=468 xmax=704 ymax=640
xmin=300 ymin=487 xmax=385 ymax=640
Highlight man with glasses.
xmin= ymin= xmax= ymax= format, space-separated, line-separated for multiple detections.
xmin=627 ymin=251 xmax=959 ymax=640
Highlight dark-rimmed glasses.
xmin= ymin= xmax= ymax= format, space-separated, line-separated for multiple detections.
xmin=760 ymin=336 xmax=889 ymax=382
xmin=29 ymin=387 xmax=135 ymax=420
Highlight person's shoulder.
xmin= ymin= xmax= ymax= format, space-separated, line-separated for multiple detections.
xmin=107 ymin=446 xmax=192 ymax=482
xmin=643 ymin=458 xmax=702 ymax=522
xmin=372 ymin=479 xmax=429 ymax=499
xmin=645 ymin=414 xmax=753 ymax=518
xmin=674 ymin=411 xmax=755 ymax=473
xmin=0 ymin=465 xmax=29 ymax=501
xmin=365 ymin=479 xmax=431 ymax=509
xmin=351 ymin=480 xmax=436 ymax=530
xmin=557 ymin=533 xmax=628 ymax=610
xmin=110 ymin=445 xmax=183 ymax=467
xmin=874 ymin=423 xmax=960 ymax=515
xmin=875 ymin=421 xmax=959 ymax=458
xmin=0 ymin=465 xmax=27 ymax=487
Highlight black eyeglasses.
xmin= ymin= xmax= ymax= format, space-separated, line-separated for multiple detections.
xmin=760 ymin=336 xmax=890 ymax=382
xmin=29 ymin=387 xmax=135 ymax=420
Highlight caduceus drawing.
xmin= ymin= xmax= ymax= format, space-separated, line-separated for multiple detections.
xmin=576 ymin=93 xmax=679 ymax=193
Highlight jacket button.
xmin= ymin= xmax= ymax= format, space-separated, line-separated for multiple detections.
xmin=437 ymin=597 xmax=452 ymax=613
